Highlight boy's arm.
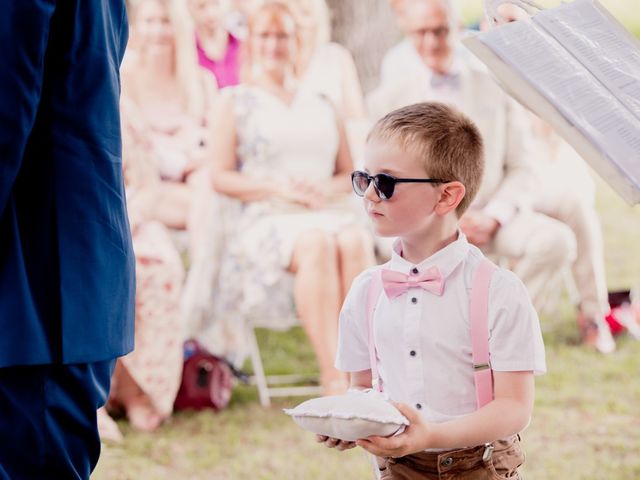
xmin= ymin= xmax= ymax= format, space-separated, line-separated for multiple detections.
xmin=349 ymin=369 xmax=373 ymax=391
xmin=357 ymin=370 xmax=534 ymax=457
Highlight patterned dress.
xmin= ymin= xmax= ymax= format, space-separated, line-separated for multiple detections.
xmin=119 ymin=117 xmax=186 ymax=417
xmin=197 ymin=85 xmax=361 ymax=366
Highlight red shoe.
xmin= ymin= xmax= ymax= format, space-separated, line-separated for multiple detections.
xmin=606 ymin=305 xmax=640 ymax=341
xmin=605 ymin=309 xmax=626 ymax=336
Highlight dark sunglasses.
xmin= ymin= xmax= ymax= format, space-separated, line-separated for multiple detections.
xmin=351 ymin=170 xmax=449 ymax=200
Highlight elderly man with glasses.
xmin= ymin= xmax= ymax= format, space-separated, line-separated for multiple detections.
xmin=367 ymin=0 xmax=616 ymax=353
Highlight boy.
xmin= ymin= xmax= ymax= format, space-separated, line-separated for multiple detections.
xmin=319 ymin=102 xmax=546 ymax=479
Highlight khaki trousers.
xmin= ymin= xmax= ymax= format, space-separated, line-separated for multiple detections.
xmin=378 ymin=436 xmax=524 ymax=480
xmin=533 ymin=186 xmax=609 ymax=320
xmin=486 ymin=209 xmax=577 ymax=311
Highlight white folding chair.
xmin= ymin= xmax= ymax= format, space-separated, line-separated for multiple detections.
xmin=247 ymin=323 xmax=322 ymax=408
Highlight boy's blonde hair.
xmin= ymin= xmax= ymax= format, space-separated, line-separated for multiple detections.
xmin=368 ymin=102 xmax=484 ymax=215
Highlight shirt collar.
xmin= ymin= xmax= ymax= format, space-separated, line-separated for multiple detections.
xmin=389 ymin=230 xmax=470 ymax=280
xmin=427 ymin=56 xmax=463 ymax=87
xmin=406 ymin=41 xmax=465 ymax=88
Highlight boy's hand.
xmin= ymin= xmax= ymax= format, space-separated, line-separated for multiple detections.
xmin=316 ymin=434 xmax=357 ymax=451
xmin=356 ymin=402 xmax=432 ymax=458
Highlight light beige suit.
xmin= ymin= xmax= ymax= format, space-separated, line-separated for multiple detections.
xmin=367 ymin=56 xmax=577 ymax=309
xmin=531 ymin=132 xmax=609 ymax=320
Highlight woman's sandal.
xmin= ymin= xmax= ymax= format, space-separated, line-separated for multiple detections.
xmin=126 ymin=397 xmax=163 ymax=433
xmin=577 ymin=313 xmax=616 ymax=354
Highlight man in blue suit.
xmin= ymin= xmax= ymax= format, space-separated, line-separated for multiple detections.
xmin=0 ymin=1 xmax=135 ymax=478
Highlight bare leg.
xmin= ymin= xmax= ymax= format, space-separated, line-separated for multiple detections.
xmin=336 ymin=226 xmax=376 ymax=302
xmin=185 ymin=167 xmax=214 ymax=261
xmin=109 ymin=361 xmax=163 ymax=432
xmin=96 ymin=407 xmax=122 ymax=443
xmin=153 ymin=181 xmax=192 ymax=230
xmin=289 ymin=230 xmax=347 ymax=394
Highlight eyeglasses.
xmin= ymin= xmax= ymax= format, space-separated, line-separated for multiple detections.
xmin=408 ymin=25 xmax=450 ymax=40
xmin=351 ymin=170 xmax=449 ymax=200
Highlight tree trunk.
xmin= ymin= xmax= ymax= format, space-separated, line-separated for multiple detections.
xmin=326 ymin=0 xmax=402 ymax=93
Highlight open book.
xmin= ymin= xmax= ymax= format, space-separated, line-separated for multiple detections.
xmin=463 ymin=0 xmax=640 ymax=204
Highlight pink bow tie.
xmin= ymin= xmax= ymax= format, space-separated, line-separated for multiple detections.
xmin=381 ymin=267 xmax=445 ymax=299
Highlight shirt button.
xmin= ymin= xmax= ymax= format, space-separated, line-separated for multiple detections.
xmin=411 ymin=297 xmax=417 ymax=304
xmin=410 ymin=350 xmax=416 ymax=357
xmin=412 ymin=267 xmax=419 ymax=274
xmin=416 ymin=403 xmax=422 ymax=410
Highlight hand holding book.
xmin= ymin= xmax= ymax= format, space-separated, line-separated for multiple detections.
xmin=465 ymin=0 xmax=640 ymax=204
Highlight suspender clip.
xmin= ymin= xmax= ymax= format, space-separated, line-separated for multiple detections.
xmin=473 ymin=362 xmax=491 ymax=371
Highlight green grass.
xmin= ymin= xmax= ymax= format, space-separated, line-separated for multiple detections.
xmin=94 ymin=175 xmax=640 ymax=479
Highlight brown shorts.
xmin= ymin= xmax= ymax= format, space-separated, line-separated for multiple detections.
xmin=378 ymin=436 xmax=525 ymax=480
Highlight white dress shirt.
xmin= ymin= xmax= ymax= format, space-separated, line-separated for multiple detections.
xmin=336 ymin=232 xmax=546 ymax=425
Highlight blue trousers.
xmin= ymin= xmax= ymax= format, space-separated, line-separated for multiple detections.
xmin=0 ymin=360 xmax=115 ymax=479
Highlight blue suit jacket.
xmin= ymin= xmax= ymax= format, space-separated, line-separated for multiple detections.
xmin=0 ymin=1 xmax=135 ymax=367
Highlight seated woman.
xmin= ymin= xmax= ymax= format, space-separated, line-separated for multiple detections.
xmin=201 ymin=1 xmax=375 ymax=395
xmin=98 ymin=99 xmax=186 ymax=438
xmin=291 ymin=0 xmax=366 ymax=121
xmin=289 ymin=0 xmax=369 ymax=166
xmin=97 ymin=0 xmax=222 ymax=438
xmin=122 ymin=0 xmax=224 ymax=330
xmin=187 ymin=0 xmax=242 ymax=88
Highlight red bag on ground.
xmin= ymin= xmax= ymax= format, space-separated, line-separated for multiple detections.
xmin=605 ymin=291 xmax=640 ymax=339
xmin=174 ymin=341 xmax=233 ymax=411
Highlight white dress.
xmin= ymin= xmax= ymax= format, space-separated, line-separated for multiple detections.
xmin=299 ymin=43 xmax=370 ymax=168
xmin=199 ymin=85 xmax=361 ymax=366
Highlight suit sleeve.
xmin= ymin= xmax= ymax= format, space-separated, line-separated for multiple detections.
xmin=0 ymin=1 xmax=56 ymax=214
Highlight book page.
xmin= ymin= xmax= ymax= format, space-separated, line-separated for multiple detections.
xmin=533 ymin=0 xmax=640 ymax=121
xmin=464 ymin=34 xmax=640 ymax=204
xmin=476 ymin=19 xmax=640 ymax=201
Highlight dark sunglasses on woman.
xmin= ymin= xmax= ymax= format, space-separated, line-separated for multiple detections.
xmin=351 ymin=170 xmax=449 ymax=200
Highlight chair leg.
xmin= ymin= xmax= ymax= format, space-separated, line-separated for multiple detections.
xmin=248 ymin=325 xmax=271 ymax=408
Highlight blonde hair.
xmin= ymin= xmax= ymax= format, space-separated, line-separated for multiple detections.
xmin=368 ymin=102 xmax=484 ymax=215
xmin=242 ymin=1 xmax=300 ymax=81
xmin=288 ymin=0 xmax=331 ymax=48
xmin=130 ymin=0 xmax=206 ymax=119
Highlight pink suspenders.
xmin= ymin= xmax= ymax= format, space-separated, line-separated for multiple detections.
xmin=365 ymin=258 xmax=498 ymax=409
xmin=469 ymin=259 xmax=498 ymax=409
xmin=366 ymin=270 xmax=385 ymax=393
